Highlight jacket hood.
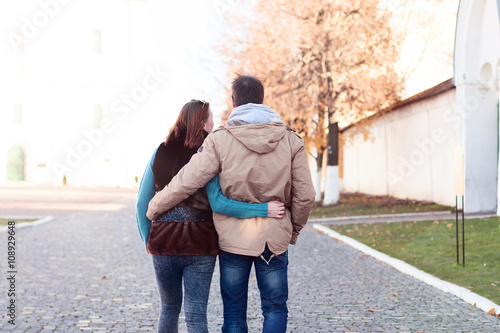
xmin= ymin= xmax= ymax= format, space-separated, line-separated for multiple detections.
xmin=228 ymin=103 xmax=283 ymax=124
xmin=223 ymin=122 xmax=287 ymax=154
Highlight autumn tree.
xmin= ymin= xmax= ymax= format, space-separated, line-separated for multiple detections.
xmin=220 ymin=0 xmax=403 ymax=204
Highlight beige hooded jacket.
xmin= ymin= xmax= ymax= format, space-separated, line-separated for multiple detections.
xmin=146 ymin=121 xmax=315 ymax=256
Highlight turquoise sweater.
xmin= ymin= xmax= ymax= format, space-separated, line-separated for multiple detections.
xmin=136 ymin=149 xmax=268 ymax=245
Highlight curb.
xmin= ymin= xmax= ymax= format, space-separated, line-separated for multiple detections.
xmin=308 ymin=211 xmax=495 ymax=224
xmin=0 ymin=216 xmax=54 ymax=233
xmin=313 ymin=224 xmax=500 ymax=316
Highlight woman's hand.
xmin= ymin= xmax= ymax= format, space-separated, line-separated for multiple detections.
xmin=267 ymin=201 xmax=285 ymax=219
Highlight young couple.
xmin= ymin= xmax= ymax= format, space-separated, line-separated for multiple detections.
xmin=136 ymin=75 xmax=315 ymax=333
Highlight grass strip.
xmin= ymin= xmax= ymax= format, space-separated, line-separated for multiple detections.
xmin=329 ymin=217 xmax=500 ymax=305
xmin=0 ymin=218 xmax=38 ymax=225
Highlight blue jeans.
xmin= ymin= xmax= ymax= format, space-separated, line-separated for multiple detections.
xmin=152 ymin=255 xmax=216 ymax=333
xmin=219 ymin=246 xmax=288 ymax=333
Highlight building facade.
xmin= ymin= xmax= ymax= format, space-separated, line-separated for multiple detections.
xmin=342 ymin=0 xmax=500 ymax=213
xmin=0 ymin=0 xmax=172 ymax=187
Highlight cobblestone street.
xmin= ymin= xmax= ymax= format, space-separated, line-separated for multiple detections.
xmin=1 ymin=186 xmax=499 ymax=332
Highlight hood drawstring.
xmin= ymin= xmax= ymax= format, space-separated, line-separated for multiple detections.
xmin=259 ymin=253 xmax=275 ymax=265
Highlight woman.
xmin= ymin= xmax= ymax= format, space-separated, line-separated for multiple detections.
xmin=136 ymin=99 xmax=284 ymax=333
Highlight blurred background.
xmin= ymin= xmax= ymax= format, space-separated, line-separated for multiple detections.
xmin=0 ymin=0 xmax=458 ymax=188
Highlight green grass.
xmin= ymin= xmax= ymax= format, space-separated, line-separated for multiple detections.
xmin=310 ymin=192 xmax=452 ymax=219
xmin=329 ymin=217 xmax=500 ymax=305
xmin=0 ymin=218 xmax=37 ymax=225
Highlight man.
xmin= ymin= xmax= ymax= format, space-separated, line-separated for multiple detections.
xmin=147 ymin=74 xmax=315 ymax=333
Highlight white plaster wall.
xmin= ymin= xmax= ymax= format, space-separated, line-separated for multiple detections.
xmin=353 ymin=124 xmax=388 ymax=195
xmin=343 ymin=88 xmax=458 ymax=207
xmin=454 ymin=0 xmax=500 ymax=213
xmin=345 ymin=0 xmax=500 ymax=213
xmin=343 ymin=136 xmax=360 ymax=193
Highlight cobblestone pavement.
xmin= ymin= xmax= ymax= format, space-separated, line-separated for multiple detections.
xmin=1 ymin=187 xmax=499 ymax=332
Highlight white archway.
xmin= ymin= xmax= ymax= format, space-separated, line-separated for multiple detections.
xmin=454 ymin=0 xmax=500 ymax=213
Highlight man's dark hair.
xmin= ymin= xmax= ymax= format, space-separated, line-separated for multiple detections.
xmin=231 ymin=74 xmax=264 ymax=106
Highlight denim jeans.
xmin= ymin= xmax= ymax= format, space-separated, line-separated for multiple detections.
xmin=152 ymin=254 xmax=216 ymax=333
xmin=219 ymin=246 xmax=288 ymax=333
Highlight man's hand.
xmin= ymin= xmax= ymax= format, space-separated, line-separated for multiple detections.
xmin=267 ymin=201 xmax=285 ymax=219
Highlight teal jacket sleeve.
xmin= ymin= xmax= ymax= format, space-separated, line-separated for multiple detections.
xmin=206 ymin=175 xmax=268 ymax=218
xmin=136 ymin=149 xmax=157 ymax=246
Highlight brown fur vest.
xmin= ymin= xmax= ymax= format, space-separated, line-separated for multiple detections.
xmin=146 ymin=130 xmax=219 ymax=255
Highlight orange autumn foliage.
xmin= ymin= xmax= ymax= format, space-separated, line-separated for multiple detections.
xmin=219 ymin=0 xmax=404 ymax=154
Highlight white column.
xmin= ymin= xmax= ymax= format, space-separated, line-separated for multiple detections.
xmin=497 ymin=64 xmax=500 ymax=215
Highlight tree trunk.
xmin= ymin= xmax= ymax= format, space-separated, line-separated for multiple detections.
xmin=311 ymin=148 xmax=323 ymax=202
xmin=323 ymin=120 xmax=340 ymax=205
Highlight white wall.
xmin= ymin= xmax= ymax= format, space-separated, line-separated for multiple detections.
xmin=0 ymin=0 xmax=174 ymax=187
xmin=454 ymin=0 xmax=500 ymax=213
xmin=343 ymin=0 xmax=500 ymax=214
xmin=0 ymin=1 xmax=134 ymax=186
xmin=343 ymin=88 xmax=458 ymax=207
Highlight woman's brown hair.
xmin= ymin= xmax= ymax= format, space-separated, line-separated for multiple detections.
xmin=166 ymin=99 xmax=210 ymax=148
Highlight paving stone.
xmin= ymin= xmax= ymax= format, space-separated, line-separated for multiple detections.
xmin=0 ymin=189 xmax=499 ymax=332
